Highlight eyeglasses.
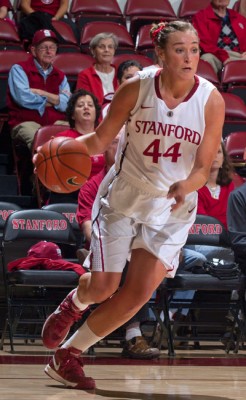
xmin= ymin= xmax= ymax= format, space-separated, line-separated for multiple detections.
xmin=37 ymin=45 xmax=57 ymax=52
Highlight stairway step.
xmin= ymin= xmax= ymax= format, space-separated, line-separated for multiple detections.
xmin=0 ymin=175 xmax=18 ymax=195
xmin=0 ymin=154 xmax=8 ymax=164
xmin=0 ymin=165 xmax=7 ymax=174
xmin=0 ymin=154 xmax=10 ymax=175
xmin=0 ymin=195 xmax=37 ymax=208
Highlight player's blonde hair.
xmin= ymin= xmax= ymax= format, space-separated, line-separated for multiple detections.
xmin=150 ymin=20 xmax=198 ymax=49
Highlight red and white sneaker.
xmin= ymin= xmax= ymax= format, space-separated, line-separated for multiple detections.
xmin=42 ymin=289 xmax=88 ymax=349
xmin=45 ymin=347 xmax=95 ymax=390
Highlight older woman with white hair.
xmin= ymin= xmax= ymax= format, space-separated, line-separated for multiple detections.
xmin=76 ymin=32 xmax=119 ymax=106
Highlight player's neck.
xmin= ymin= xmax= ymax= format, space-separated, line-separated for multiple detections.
xmin=160 ymin=77 xmax=195 ymax=108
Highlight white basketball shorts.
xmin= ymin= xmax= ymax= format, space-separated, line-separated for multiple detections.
xmin=84 ymin=170 xmax=197 ymax=278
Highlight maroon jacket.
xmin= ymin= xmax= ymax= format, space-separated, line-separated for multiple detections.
xmin=192 ymin=5 xmax=246 ymax=63
xmin=7 ymin=56 xmax=66 ymax=129
xmin=8 ymin=256 xmax=86 ymax=276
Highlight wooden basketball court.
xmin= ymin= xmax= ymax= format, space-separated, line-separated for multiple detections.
xmin=1 ymin=340 xmax=246 ymax=400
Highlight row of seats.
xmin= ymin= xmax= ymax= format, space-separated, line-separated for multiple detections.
xmin=2 ymin=1 xmax=242 ymax=50
xmin=1 ymin=203 xmax=245 ymax=354
xmin=9 ymin=0 xmax=241 ymax=39
xmin=1 ymin=17 xmax=245 ymax=98
xmin=0 ymin=202 xmax=82 ymax=352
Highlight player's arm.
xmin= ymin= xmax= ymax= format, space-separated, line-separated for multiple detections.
xmin=76 ymin=76 xmax=140 ymax=156
xmin=168 ymin=89 xmax=225 ymax=211
xmin=20 ymin=0 xmax=35 ymax=15
xmin=52 ymin=0 xmax=69 ymax=20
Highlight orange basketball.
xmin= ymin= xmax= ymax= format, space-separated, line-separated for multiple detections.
xmin=34 ymin=137 xmax=92 ymax=193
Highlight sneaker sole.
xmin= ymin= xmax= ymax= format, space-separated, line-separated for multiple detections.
xmin=44 ymin=365 xmax=96 ymax=390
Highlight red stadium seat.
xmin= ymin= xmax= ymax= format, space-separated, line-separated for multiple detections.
xmin=221 ymin=92 xmax=246 ymax=138
xmin=196 ymin=59 xmax=220 ymax=87
xmin=124 ymin=0 xmax=176 ymax=39
xmin=113 ymin=53 xmax=153 ymax=69
xmin=224 ymin=131 xmax=246 ymax=167
xmin=224 ymin=131 xmax=246 ymax=182
xmin=53 ymin=53 xmax=93 ymax=92
xmin=0 ymin=19 xmax=23 ymax=50
xmin=69 ymin=0 xmax=125 ymax=29
xmin=51 ymin=20 xmax=80 ymax=53
xmin=80 ymin=21 xmax=135 ymax=55
xmin=221 ymin=60 xmax=246 ymax=103
xmin=177 ymin=0 xmax=211 ymax=20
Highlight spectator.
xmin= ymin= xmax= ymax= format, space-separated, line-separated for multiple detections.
xmin=102 ymin=59 xmax=143 ymax=117
xmin=0 ymin=0 xmax=8 ymax=19
xmin=227 ymin=146 xmax=246 ymax=272
xmin=19 ymin=0 xmax=79 ymax=45
xmin=192 ymin=0 xmax=246 ymax=73
xmin=197 ymin=141 xmax=235 ymax=230
xmin=47 ymin=89 xmax=105 ymax=205
xmin=76 ymin=33 xmax=119 ymax=107
xmin=8 ymin=29 xmax=70 ymax=152
xmin=116 ymin=59 xmax=143 ymax=83
xmin=189 ymin=141 xmax=235 ymax=260
xmin=56 ymin=89 xmax=105 ymax=178
xmin=239 ymin=0 xmax=246 ymax=17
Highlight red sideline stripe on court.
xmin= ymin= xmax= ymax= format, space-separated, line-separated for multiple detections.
xmin=1 ymin=355 xmax=246 ymax=366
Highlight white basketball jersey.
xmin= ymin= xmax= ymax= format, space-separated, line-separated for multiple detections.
xmin=114 ymin=70 xmax=216 ymax=195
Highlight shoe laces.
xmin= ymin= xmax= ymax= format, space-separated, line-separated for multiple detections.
xmin=62 ymin=351 xmax=85 ymax=377
xmin=56 ymin=300 xmax=83 ymax=330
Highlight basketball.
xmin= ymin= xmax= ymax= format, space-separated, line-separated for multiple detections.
xmin=34 ymin=137 xmax=92 ymax=193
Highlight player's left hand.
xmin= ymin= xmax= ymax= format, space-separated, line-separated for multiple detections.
xmin=167 ymin=181 xmax=186 ymax=212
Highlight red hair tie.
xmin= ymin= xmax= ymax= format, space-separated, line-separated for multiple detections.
xmin=152 ymin=24 xmax=165 ymax=44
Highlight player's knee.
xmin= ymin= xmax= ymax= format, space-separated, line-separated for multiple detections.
xmin=78 ymin=277 xmax=118 ymax=304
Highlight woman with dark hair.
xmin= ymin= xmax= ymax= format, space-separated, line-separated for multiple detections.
xmin=56 ymin=89 xmax=105 ymax=178
xmin=48 ymin=89 xmax=105 ymax=204
xmin=197 ymin=141 xmax=234 ymax=229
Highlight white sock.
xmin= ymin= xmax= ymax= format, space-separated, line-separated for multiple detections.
xmin=72 ymin=289 xmax=88 ymax=311
xmin=62 ymin=320 xmax=104 ymax=352
xmin=125 ymin=322 xmax=142 ymax=341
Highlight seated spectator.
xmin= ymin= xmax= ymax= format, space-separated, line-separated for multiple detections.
xmin=48 ymin=89 xmax=105 ymax=204
xmin=227 ymin=146 xmax=246 ymax=273
xmin=56 ymin=89 xmax=105 ymax=178
xmin=192 ymin=0 xmax=246 ymax=73
xmin=0 ymin=0 xmax=8 ymax=19
xmin=76 ymin=33 xmax=119 ymax=107
xmin=189 ymin=141 xmax=235 ymax=260
xmin=102 ymin=58 xmax=143 ymax=117
xmin=19 ymin=0 xmax=79 ymax=45
xmin=8 ymin=29 xmax=70 ymax=152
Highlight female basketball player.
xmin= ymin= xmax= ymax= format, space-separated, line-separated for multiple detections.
xmin=42 ymin=20 xmax=225 ymax=390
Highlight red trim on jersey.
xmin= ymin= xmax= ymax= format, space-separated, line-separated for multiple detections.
xmin=96 ymin=218 xmax=105 ymax=272
xmin=185 ymin=75 xmax=199 ymax=102
xmin=154 ymin=72 xmax=199 ymax=103
xmin=154 ymin=69 xmax=162 ymax=98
